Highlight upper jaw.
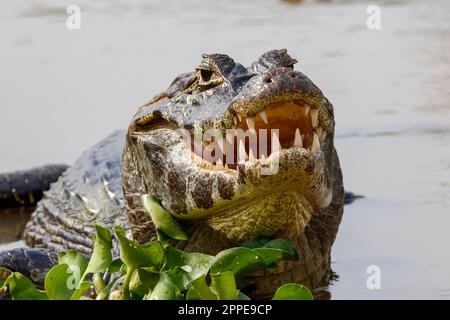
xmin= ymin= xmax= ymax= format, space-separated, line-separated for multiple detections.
xmin=220 ymin=70 xmax=332 ymax=164
xmin=227 ymin=67 xmax=324 ymax=115
xmin=193 ymin=94 xmax=332 ymax=172
xmin=131 ymin=91 xmax=333 ymax=177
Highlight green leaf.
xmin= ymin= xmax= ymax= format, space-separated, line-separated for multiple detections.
xmin=190 ymin=276 xmax=216 ymax=300
xmin=45 ymin=264 xmax=76 ymax=300
xmin=186 ymin=286 xmax=202 ymax=300
xmin=210 ymin=247 xmax=266 ymax=278
xmin=210 ymin=271 xmax=237 ymax=300
xmin=93 ymin=273 xmax=106 ymax=294
xmin=254 ymin=248 xmax=298 ymax=267
xmin=272 ymin=283 xmax=314 ymax=300
xmin=71 ymin=281 xmax=92 ymax=300
xmin=55 ymin=250 xmax=90 ymax=299
xmin=129 ymin=268 xmax=159 ymax=299
xmin=115 ymin=226 xmax=165 ymax=270
xmin=7 ymin=272 xmax=48 ymax=300
xmin=234 ymin=238 xmax=300 ymax=269
xmin=209 ymin=240 xmax=298 ymax=279
xmin=236 ymin=291 xmax=251 ymax=300
xmin=96 ymin=276 xmax=123 ymax=300
xmin=108 ymin=258 xmax=125 ymax=274
xmin=58 ymin=251 xmax=88 ymax=279
xmin=244 ymin=238 xmax=299 ymax=266
xmin=259 ymin=238 xmax=297 ymax=252
xmin=85 ymin=225 xmax=113 ymax=274
xmin=45 ymin=262 xmax=91 ymax=300
xmin=141 ymin=195 xmax=188 ymax=241
xmin=162 ymin=246 xmax=214 ymax=291
xmin=257 ymin=238 xmax=298 ymax=256
xmin=146 ymin=273 xmax=183 ymax=300
xmin=241 ymin=237 xmax=275 ymax=248
xmin=156 ymin=229 xmax=169 ymax=242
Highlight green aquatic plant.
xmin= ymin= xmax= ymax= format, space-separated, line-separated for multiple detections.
xmin=0 ymin=195 xmax=313 ymax=300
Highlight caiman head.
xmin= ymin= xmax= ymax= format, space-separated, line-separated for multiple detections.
xmin=122 ymin=49 xmax=339 ymax=250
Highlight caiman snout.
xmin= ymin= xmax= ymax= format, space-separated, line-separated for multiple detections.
xmin=191 ymin=67 xmax=332 ymax=172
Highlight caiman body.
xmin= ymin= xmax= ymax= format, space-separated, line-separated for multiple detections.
xmin=2 ymin=50 xmax=344 ymax=298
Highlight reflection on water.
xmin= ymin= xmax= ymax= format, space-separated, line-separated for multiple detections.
xmin=0 ymin=0 xmax=449 ymax=299
xmin=0 ymin=208 xmax=32 ymax=244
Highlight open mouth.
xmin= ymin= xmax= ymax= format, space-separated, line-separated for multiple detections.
xmin=190 ymin=100 xmax=328 ymax=171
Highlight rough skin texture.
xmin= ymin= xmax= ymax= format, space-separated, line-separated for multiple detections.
xmin=23 ymin=131 xmax=129 ymax=255
xmin=12 ymin=49 xmax=343 ymax=298
xmin=0 ymin=248 xmax=57 ymax=289
xmin=0 ymin=165 xmax=68 ymax=208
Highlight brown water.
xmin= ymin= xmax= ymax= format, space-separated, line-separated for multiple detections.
xmin=0 ymin=0 xmax=449 ymax=299
xmin=0 ymin=208 xmax=32 ymax=243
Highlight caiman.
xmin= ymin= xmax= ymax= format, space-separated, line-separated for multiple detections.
xmin=0 ymin=49 xmax=346 ymax=298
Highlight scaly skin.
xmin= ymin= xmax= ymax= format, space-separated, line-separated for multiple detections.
xmin=3 ymin=49 xmax=344 ymax=298
xmin=0 ymin=165 xmax=68 ymax=208
xmin=23 ymin=130 xmax=129 ymax=255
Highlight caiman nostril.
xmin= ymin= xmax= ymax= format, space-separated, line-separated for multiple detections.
xmin=265 ymin=78 xmax=272 ymax=84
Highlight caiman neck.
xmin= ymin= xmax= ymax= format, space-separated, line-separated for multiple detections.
xmin=205 ymin=191 xmax=313 ymax=243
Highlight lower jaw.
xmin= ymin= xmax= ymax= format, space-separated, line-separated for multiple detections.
xmin=204 ymin=190 xmax=314 ymax=244
xmin=191 ymin=146 xmax=321 ymax=176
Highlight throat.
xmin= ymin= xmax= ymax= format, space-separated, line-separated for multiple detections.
xmin=204 ymin=191 xmax=313 ymax=244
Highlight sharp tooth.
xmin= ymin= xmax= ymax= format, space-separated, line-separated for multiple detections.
xmin=260 ymin=154 xmax=266 ymax=161
xmin=294 ymin=128 xmax=302 ymax=147
xmin=315 ymin=127 xmax=323 ymax=137
xmin=249 ymin=148 xmax=257 ymax=162
xmin=259 ymin=110 xmax=268 ymax=125
xmin=271 ymin=131 xmax=281 ymax=152
xmin=304 ymin=104 xmax=310 ymax=116
xmin=310 ymin=108 xmax=319 ymax=128
xmin=320 ymin=130 xmax=327 ymax=142
xmin=311 ymin=133 xmax=320 ymax=154
xmin=238 ymin=139 xmax=248 ymax=161
xmin=237 ymin=114 xmax=242 ymax=122
xmin=233 ymin=117 xmax=238 ymax=125
xmin=267 ymin=151 xmax=279 ymax=163
xmin=246 ymin=117 xmax=255 ymax=131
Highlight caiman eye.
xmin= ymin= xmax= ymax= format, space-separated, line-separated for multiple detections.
xmin=200 ymin=69 xmax=213 ymax=82
xmin=181 ymin=64 xmax=225 ymax=95
xmin=196 ymin=66 xmax=223 ymax=90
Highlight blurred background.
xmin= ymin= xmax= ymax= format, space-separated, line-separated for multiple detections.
xmin=0 ymin=0 xmax=449 ymax=299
